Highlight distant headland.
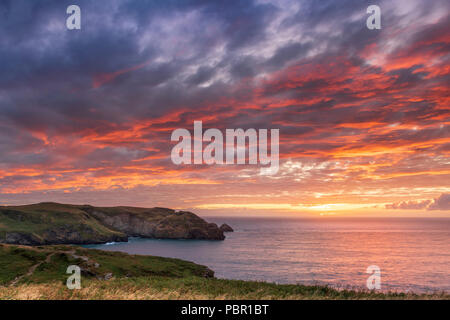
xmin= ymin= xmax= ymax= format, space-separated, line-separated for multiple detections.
xmin=0 ymin=202 xmax=227 ymax=245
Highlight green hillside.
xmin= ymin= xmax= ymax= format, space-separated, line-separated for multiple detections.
xmin=0 ymin=244 xmax=448 ymax=300
xmin=0 ymin=203 xmax=127 ymax=245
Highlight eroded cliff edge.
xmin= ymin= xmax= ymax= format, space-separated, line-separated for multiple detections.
xmin=82 ymin=205 xmax=225 ymax=240
xmin=0 ymin=202 xmax=225 ymax=245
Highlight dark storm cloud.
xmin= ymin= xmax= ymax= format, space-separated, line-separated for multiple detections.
xmin=265 ymin=42 xmax=312 ymax=69
xmin=229 ymin=55 xmax=259 ymax=79
xmin=0 ymin=0 xmax=281 ymax=131
xmin=0 ymin=0 xmax=439 ymax=133
xmin=186 ymin=66 xmax=216 ymax=86
xmin=387 ymin=65 xmax=429 ymax=86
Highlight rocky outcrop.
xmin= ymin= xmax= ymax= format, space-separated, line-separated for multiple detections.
xmin=2 ymin=232 xmax=43 ymax=246
xmin=84 ymin=207 xmax=225 ymax=240
xmin=0 ymin=203 xmax=225 ymax=245
xmin=219 ymin=223 xmax=234 ymax=232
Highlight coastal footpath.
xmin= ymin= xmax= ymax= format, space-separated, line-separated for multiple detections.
xmin=0 ymin=244 xmax=448 ymax=300
xmin=0 ymin=202 xmax=225 ymax=245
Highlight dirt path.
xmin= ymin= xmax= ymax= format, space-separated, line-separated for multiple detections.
xmin=9 ymin=252 xmax=55 ymax=286
xmin=8 ymin=249 xmax=100 ymax=286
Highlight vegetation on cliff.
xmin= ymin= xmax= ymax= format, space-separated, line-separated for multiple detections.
xmin=0 ymin=202 xmax=224 ymax=245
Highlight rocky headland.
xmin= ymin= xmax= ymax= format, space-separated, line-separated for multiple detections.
xmin=0 ymin=202 xmax=226 ymax=245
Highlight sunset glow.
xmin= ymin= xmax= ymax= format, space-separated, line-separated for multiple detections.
xmin=0 ymin=0 xmax=448 ymax=216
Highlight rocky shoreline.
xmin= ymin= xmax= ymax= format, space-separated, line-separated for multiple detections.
xmin=0 ymin=202 xmax=227 ymax=245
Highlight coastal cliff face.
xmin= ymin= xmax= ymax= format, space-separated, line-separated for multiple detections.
xmin=83 ymin=206 xmax=225 ymax=240
xmin=0 ymin=203 xmax=225 ymax=245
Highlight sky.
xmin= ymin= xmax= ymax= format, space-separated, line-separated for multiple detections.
xmin=0 ymin=0 xmax=449 ymax=216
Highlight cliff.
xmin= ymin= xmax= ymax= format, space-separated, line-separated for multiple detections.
xmin=0 ymin=202 xmax=225 ymax=245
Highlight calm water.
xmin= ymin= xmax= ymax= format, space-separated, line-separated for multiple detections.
xmin=85 ymin=217 xmax=450 ymax=293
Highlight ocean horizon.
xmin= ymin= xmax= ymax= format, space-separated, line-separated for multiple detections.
xmin=85 ymin=216 xmax=450 ymax=294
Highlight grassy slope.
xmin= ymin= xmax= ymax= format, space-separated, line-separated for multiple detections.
xmin=86 ymin=205 xmax=175 ymax=222
xmin=0 ymin=246 xmax=47 ymax=284
xmin=0 ymin=244 xmax=448 ymax=300
xmin=0 ymin=244 xmax=212 ymax=286
xmin=0 ymin=202 xmax=223 ymax=243
xmin=0 ymin=203 xmax=125 ymax=242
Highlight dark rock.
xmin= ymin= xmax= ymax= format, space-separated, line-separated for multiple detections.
xmin=104 ymin=273 xmax=113 ymax=280
xmin=81 ymin=268 xmax=97 ymax=277
xmin=202 ymin=268 xmax=215 ymax=278
xmin=219 ymin=223 xmax=234 ymax=232
xmin=4 ymin=232 xmax=42 ymax=245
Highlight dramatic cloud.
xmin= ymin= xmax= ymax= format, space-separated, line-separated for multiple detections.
xmin=386 ymin=200 xmax=432 ymax=210
xmin=386 ymin=194 xmax=450 ymax=211
xmin=428 ymin=193 xmax=450 ymax=210
xmin=0 ymin=0 xmax=448 ymax=214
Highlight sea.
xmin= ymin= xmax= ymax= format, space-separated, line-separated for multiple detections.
xmin=85 ymin=217 xmax=450 ymax=293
